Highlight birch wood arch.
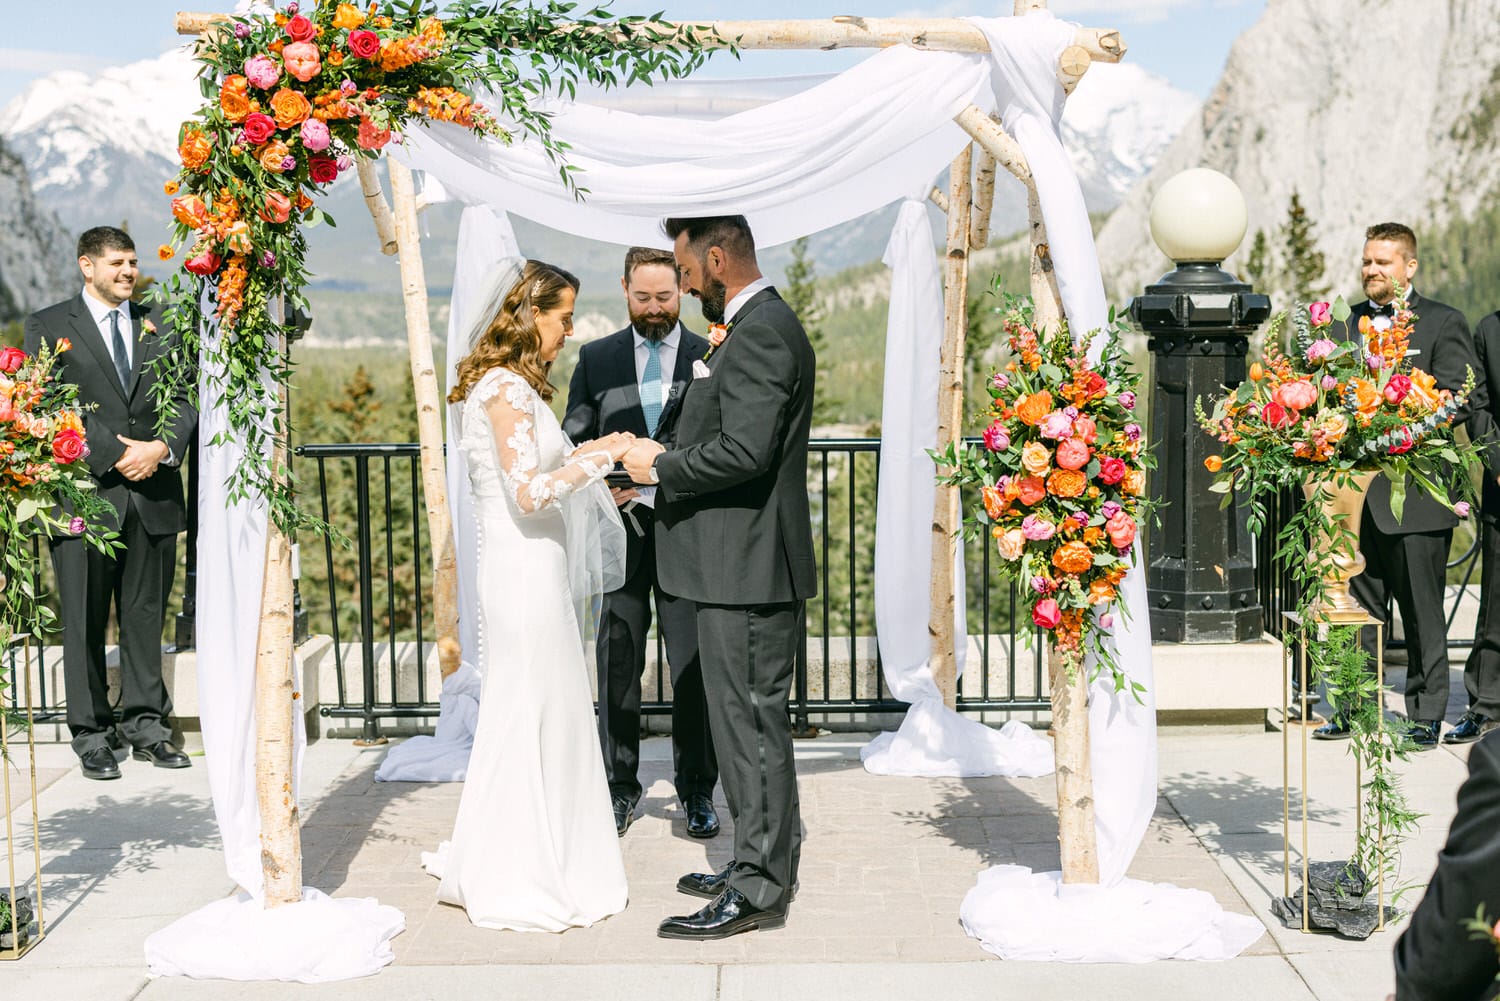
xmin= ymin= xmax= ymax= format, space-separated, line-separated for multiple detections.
xmin=178 ymin=0 xmax=1122 ymax=899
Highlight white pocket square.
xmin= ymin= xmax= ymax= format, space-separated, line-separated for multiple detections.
xmin=692 ymin=360 xmax=712 ymax=379
xmin=1405 ymin=348 xmax=1420 ymax=357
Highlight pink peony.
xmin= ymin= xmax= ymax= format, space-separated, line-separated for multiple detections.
xmin=1308 ymin=301 xmax=1332 ymax=327
xmin=1072 ymin=415 xmax=1099 ymax=444
xmin=982 ymin=420 xmax=1011 ymax=453
xmin=281 ymin=41 xmax=321 ymax=83
xmin=1032 ymin=599 xmax=1062 ymax=630
xmin=1039 ymin=410 xmax=1074 ymax=440
xmin=1272 ymin=380 xmax=1319 ymax=412
xmin=243 ymin=54 xmax=281 ymax=90
xmin=1021 ymin=515 xmax=1056 ymax=541
xmin=1304 ymin=338 xmax=1336 ymax=363
xmin=1105 ymin=512 xmax=1137 ymax=550
xmin=1384 ymin=373 xmax=1412 ymax=404
xmin=1055 ymin=437 xmax=1091 ymax=470
xmin=300 ymin=118 xmax=331 ymax=152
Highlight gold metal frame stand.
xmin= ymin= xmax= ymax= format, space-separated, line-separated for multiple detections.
xmin=1 ymin=634 xmax=45 ymax=960
xmin=1281 ymin=611 xmax=1386 ymax=934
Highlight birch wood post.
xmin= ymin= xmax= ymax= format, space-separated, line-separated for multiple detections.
xmin=930 ymin=146 xmax=973 ymax=711
xmin=970 ymin=144 xmax=998 ymax=251
xmin=355 ymin=159 xmax=399 ymax=256
xmin=386 ymin=156 xmax=462 ymax=680
xmin=253 ymin=386 xmax=302 ymax=907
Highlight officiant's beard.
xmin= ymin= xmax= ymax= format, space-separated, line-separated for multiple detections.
xmin=630 ymin=305 xmax=678 ymax=342
xmin=696 ymin=275 xmax=728 ymax=324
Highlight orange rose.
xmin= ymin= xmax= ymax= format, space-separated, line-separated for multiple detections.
xmin=1014 ymin=391 xmax=1054 ymax=426
xmin=1021 ymin=441 xmax=1051 ymax=476
xmin=332 ymin=2 xmax=367 ymax=28
xmin=1203 ymin=455 xmax=1223 ymax=472
xmin=1047 ymin=468 xmax=1087 ymax=498
xmin=1016 ymin=476 xmax=1046 ymax=506
xmin=981 ymin=485 xmax=1007 ymax=521
xmin=269 ymin=88 xmax=312 ymax=129
xmin=258 ymin=140 xmax=291 ymax=173
xmin=1122 ymin=469 xmax=1146 ymax=496
xmin=220 ymin=74 xmax=252 ymax=122
xmin=1088 ymin=579 xmax=1116 ymax=605
xmin=1350 ymin=378 xmax=1380 ymax=423
xmin=171 ymin=193 xmax=211 ymax=228
xmin=178 ymin=127 xmax=213 ymax=170
xmin=1051 ymin=541 xmax=1094 ymax=575
xmin=1406 ymin=368 xmax=1441 ymax=411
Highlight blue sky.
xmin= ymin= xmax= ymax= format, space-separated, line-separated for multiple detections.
xmin=1 ymin=0 xmax=1266 ymax=109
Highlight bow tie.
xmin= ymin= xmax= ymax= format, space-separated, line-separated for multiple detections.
xmin=1369 ymin=303 xmax=1394 ymax=318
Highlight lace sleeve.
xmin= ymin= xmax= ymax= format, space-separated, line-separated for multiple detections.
xmin=481 ymin=373 xmax=613 ymax=515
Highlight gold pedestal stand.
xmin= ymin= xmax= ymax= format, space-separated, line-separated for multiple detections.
xmin=1281 ymin=611 xmax=1385 ymax=934
xmin=1 ymin=634 xmax=45 ymax=960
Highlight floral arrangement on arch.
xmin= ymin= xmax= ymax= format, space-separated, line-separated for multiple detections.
xmin=0 ymin=342 xmax=118 ymax=655
xmin=936 ymin=293 xmax=1155 ymax=690
xmin=157 ymin=1 xmax=715 ymax=529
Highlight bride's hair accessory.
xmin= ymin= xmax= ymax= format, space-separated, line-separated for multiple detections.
xmin=531 ymin=277 xmax=544 ymax=299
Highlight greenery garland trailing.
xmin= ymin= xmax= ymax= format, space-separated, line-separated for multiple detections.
xmin=156 ymin=1 xmax=720 ymax=533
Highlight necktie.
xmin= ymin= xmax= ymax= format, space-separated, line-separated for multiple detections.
xmin=108 ymin=309 xmax=131 ymax=390
xmin=641 ymin=340 xmax=663 ymax=437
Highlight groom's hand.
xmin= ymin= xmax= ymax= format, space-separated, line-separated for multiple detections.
xmin=623 ymin=439 xmax=664 ymax=482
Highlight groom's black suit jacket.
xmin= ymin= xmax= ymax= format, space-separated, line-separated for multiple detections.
xmin=24 ymin=294 xmax=197 ymax=534
xmin=562 ymin=323 xmax=709 ymax=580
xmin=1393 ymin=731 xmax=1500 ymax=1001
xmin=654 ymin=287 xmax=817 ymax=605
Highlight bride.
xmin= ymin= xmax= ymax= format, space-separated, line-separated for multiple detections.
xmin=423 ymin=258 xmax=637 ymax=931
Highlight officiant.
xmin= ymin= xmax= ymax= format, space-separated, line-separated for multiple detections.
xmin=563 ymin=247 xmax=720 ymax=839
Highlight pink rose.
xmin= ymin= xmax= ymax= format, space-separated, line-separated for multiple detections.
xmin=184 ymin=248 xmax=222 ymax=276
xmin=1261 ymin=401 xmax=1297 ymax=429
xmin=1123 ymin=423 xmax=1142 ymax=441
xmin=69 ymin=516 xmax=87 ymax=535
xmin=982 ymin=420 xmax=1011 ymax=453
xmin=991 ymin=372 xmax=1009 ymax=390
xmin=1021 ymin=514 xmax=1056 ymax=541
xmin=1308 ymin=301 xmax=1332 ymax=327
xmin=1304 ymin=338 xmax=1336 ymax=363
xmin=1384 ymin=373 xmax=1412 ymax=404
xmin=0 ymin=346 xmax=25 ymax=373
xmin=243 ymin=54 xmax=281 ymax=90
xmin=1032 ymin=598 xmax=1062 ymax=630
xmin=300 ymin=117 xmax=331 ymax=152
xmin=1118 ymin=391 xmax=1136 ymax=410
xmin=1272 ymin=380 xmax=1319 ymax=412
xmin=284 ymin=14 xmax=316 ymax=42
xmin=1105 ymin=512 xmax=1137 ymax=550
xmin=1389 ymin=427 xmax=1415 ymax=455
xmin=242 ymin=112 xmax=277 ymax=145
xmin=1055 ymin=437 xmax=1091 ymax=471
xmin=1097 ymin=456 xmax=1127 ymax=485
xmin=282 ymin=41 xmax=321 ymax=83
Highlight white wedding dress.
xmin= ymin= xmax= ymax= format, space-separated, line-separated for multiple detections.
xmin=421 ymin=366 xmax=628 ymax=931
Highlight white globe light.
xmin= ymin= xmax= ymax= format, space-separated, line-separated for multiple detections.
xmin=1148 ymin=168 xmax=1247 ymax=264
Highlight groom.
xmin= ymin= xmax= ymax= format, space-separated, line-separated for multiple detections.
xmin=623 ymin=214 xmax=817 ymax=940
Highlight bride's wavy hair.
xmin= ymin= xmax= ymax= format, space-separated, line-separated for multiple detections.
xmin=449 ymin=260 xmax=580 ymax=404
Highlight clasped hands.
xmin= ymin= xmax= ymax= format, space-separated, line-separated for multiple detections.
xmin=114 ymin=436 xmax=170 ymax=481
xmin=589 ymin=432 xmax=665 ymax=504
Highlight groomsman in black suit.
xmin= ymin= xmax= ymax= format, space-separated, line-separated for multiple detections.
xmin=24 ymin=226 xmax=197 ymax=780
xmin=625 ymin=215 xmax=817 ymax=940
xmin=563 ymin=247 xmax=719 ymax=838
xmin=1391 ymin=732 xmax=1500 ymax=999
xmin=1315 ymin=222 xmax=1480 ymax=748
xmin=1449 ymin=309 xmax=1500 ymax=745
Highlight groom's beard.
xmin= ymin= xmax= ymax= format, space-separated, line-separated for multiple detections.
xmin=630 ymin=305 xmax=679 ymax=342
xmin=696 ymin=275 xmax=728 ymax=325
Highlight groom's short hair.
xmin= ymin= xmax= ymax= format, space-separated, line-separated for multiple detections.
xmin=77 ymin=225 xmax=135 ymax=259
xmin=662 ymin=215 xmax=756 ymax=265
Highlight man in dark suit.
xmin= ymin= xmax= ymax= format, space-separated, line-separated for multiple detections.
xmin=1450 ymin=310 xmax=1500 ymax=745
xmin=1391 ymin=731 xmax=1500 ymax=1000
xmin=623 ymin=215 xmax=816 ymax=940
xmin=1315 ymin=223 xmax=1479 ymax=748
xmin=24 ymin=226 xmax=197 ymax=780
xmin=563 ymin=246 xmax=719 ymax=839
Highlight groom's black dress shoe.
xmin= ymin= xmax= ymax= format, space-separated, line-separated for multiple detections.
xmin=657 ymin=887 xmax=786 ymax=940
xmin=613 ymin=793 xmax=639 ymax=837
xmin=132 ymin=741 xmax=191 ymax=769
xmin=677 ymin=861 xmax=734 ymax=899
xmin=79 ymin=747 xmax=121 ymax=781
xmin=1407 ymin=720 xmax=1442 ymax=750
xmin=683 ymin=794 xmax=720 ymax=839
xmin=1311 ymin=716 xmax=1352 ymax=740
xmin=1444 ymin=711 xmax=1497 ymax=745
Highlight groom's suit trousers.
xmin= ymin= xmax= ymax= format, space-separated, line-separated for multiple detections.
xmin=695 ymin=601 xmax=802 ymax=911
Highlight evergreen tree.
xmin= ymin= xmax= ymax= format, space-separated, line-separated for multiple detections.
xmin=1280 ymin=190 xmax=1328 ymax=297
xmin=1244 ymin=228 xmax=1273 ymax=287
xmin=783 ymin=236 xmax=841 ymax=425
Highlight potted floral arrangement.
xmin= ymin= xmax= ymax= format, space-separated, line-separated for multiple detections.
xmin=1199 ymin=291 xmax=1483 ymax=934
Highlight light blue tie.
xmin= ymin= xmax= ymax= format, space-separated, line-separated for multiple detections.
xmin=640 ymin=340 xmax=664 ymax=437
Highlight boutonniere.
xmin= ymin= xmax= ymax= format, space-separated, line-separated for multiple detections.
xmin=143 ymin=318 xmax=157 ymax=335
xmin=702 ymin=322 xmax=730 ymax=362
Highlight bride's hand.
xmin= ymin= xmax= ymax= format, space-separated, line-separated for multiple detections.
xmin=594 ymin=432 xmax=637 ymax=461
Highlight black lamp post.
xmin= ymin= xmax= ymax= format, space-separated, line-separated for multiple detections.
xmin=1128 ymin=169 xmax=1270 ymax=643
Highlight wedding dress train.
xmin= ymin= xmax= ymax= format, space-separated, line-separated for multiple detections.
xmin=422 ymin=366 xmax=627 ymax=931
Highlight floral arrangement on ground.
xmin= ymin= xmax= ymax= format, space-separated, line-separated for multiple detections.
xmin=157 ymin=0 xmax=717 ymax=530
xmin=935 ymin=290 xmax=1155 ymax=694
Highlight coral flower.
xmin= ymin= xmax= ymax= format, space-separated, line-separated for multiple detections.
xmin=1051 ymin=541 xmax=1094 ymax=575
xmin=1046 ymin=468 xmax=1087 ymax=498
xmin=357 ymin=117 xmax=392 ymax=151
xmin=178 ymin=127 xmax=213 ymax=171
xmin=1055 ymin=437 xmax=1091 ymax=471
xmin=981 ymin=485 xmax=1007 ymax=520
xmin=1203 ymin=455 xmax=1223 ymax=473
xmin=1014 ymin=391 xmax=1054 ymax=426
xmin=259 ymin=190 xmax=292 ymax=224
xmin=258 ymin=140 xmax=292 ymax=173
xmin=282 ymin=41 xmax=322 ymax=82
xmin=1021 ymin=442 xmax=1051 ymax=477
xmin=1406 ymin=369 xmax=1441 ymax=410
xmin=1105 ymin=513 xmax=1137 ymax=550
xmin=270 ymin=87 xmax=312 ymax=128
xmin=1016 ymin=476 xmax=1047 ymax=506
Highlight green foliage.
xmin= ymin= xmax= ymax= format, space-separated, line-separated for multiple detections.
xmin=0 ymin=321 xmax=21 ymax=350
xmin=1282 ymin=190 xmax=1328 ymax=299
xmin=781 ymin=237 xmax=840 ymax=426
xmin=1244 ymin=229 xmax=1271 ymax=286
xmin=1417 ymin=193 xmax=1500 ymax=320
xmin=807 ymin=433 xmax=878 ymax=646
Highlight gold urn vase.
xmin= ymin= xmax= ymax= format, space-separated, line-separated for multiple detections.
xmin=1299 ymin=471 xmax=1379 ymax=623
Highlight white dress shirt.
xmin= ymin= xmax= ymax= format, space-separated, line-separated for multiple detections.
xmin=723 ymin=277 xmax=773 ymax=327
xmin=81 ymin=288 xmax=133 ymax=372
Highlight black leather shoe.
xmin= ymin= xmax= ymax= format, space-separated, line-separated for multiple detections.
xmin=79 ymin=747 xmax=121 ymax=781
xmin=613 ymin=793 xmax=639 ymax=837
xmin=658 ymin=887 xmax=787 ymax=940
xmin=683 ymin=793 xmax=720 ymax=839
xmin=131 ymin=741 xmax=191 ymax=769
xmin=1443 ymin=711 xmax=1498 ymax=745
xmin=1408 ymin=720 xmax=1441 ymax=750
xmin=1311 ymin=717 xmax=1351 ymax=740
xmin=677 ymin=861 xmax=734 ymax=899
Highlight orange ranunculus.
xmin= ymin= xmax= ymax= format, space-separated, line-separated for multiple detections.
xmin=269 ymin=87 xmax=312 ymax=128
xmin=1021 ymin=441 xmax=1052 ymax=476
xmin=178 ymin=127 xmax=213 ymax=170
xmin=1122 ymin=469 xmax=1146 ymax=496
xmin=1016 ymin=476 xmax=1046 ymax=506
xmin=1088 ymin=579 xmax=1116 ymax=604
xmin=220 ymin=74 xmax=252 ymax=122
xmin=1406 ymin=367 xmax=1442 ymax=411
xmin=1350 ymin=377 xmax=1380 ymax=422
xmin=1014 ymin=390 xmax=1054 ymax=426
xmin=1204 ymin=455 xmax=1223 ymax=472
xmin=1052 ymin=541 xmax=1094 ymax=575
xmin=1047 ymin=468 xmax=1087 ymax=499
xmin=332 ymin=2 xmax=367 ymax=28
xmin=258 ymin=140 xmax=291 ymax=173
xmin=981 ymin=485 xmax=1007 ymax=521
